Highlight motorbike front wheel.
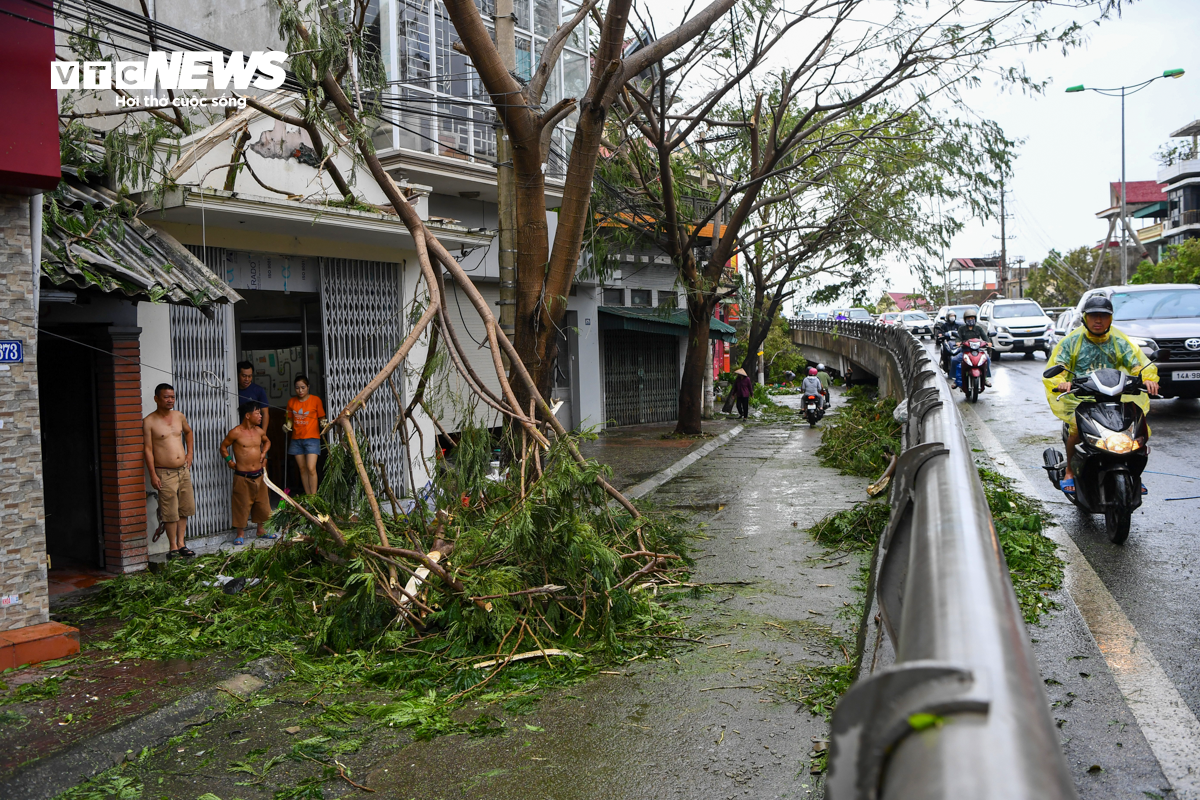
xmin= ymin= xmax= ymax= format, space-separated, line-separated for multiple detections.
xmin=966 ymin=376 xmax=979 ymax=403
xmin=1105 ymin=474 xmax=1134 ymax=545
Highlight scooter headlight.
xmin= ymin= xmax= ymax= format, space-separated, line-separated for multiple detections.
xmin=1099 ymin=433 xmax=1136 ymax=454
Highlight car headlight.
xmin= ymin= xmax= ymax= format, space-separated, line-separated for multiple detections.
xmin=1128 ymin=336 xmax=1157 ymax=351
xmin=997 ymin=326 xmax=1009 ymax=334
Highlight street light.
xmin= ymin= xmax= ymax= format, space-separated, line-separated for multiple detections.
xmin=1066 ymin=69 xmax=1186 ymax=284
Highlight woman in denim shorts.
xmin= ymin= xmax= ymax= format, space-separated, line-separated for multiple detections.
xmin=285 ymin=375 xmax=326 ymax=495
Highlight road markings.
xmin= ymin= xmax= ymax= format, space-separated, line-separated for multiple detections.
xmin=958 ymin=400 xmax=1200 ymax=799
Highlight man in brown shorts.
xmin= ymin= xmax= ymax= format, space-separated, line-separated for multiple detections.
xmin=220 ymin=402 xmax=277 ymax=546
xmin=142 ymin=383 xmax=196 ymax=559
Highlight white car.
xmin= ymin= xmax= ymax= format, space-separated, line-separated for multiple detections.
xmin=898 ymin=310 xmax=934 ymax=339
xmin=978 ymin=299 xmax=1054 ymax=359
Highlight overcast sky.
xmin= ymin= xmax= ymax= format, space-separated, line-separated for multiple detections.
xmin=642 ymin=0 xmax=1199 ymax=307
xmin=928 ymin=0 xmax=1200 ymax=297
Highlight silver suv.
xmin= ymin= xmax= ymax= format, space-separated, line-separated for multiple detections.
xmin=1072 ymin=284 xmax=1200 ymax=399
xmin=979 ymin=299 xmax=1053 ymax=359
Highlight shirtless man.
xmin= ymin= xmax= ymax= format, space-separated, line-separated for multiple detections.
xmin=143 ymin=383 xmax=196 ymax=559
xmin=220 ymin=402 xmax=277 ymax=546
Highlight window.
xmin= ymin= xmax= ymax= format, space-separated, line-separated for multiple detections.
xmin=630 ymin=289 xmax=652 ymax=307
xmin=602 ymin=288 xmax=624 ymax=306
xmin=658 ymin=292 xmax=678 ymax=309
xmin=1112 ymin=289 xmax=1200 ymax=320
xmin=992 ymin=302 xmax=1043 ymax=319
xmin=388 ymin=0 xmax=584 ymax=168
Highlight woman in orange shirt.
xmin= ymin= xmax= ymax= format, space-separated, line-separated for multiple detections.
xmin=284 ymin=375 xmax=326 ymax=495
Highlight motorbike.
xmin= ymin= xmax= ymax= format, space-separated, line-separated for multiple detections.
xmin=956 ymin=338 xmax=990 ymax=403
xmin=803 ymin=393 xmax=825 ymax=427
xmin=936 ymin=332 xmax=955 ymax=375
xmin=1040 ymin=363 xmax=1151 ymax=544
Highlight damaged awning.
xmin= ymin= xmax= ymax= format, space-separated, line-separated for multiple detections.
xmin=40 ymin=170 xmax=242 ymax=309
xmin=598 ymin=306 xmax=737 ymax=342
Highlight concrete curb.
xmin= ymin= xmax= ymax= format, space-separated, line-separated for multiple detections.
xmin=624 ymin=424 xmax=746 ymax=500
xmin=3 ymin=657 xmax=286 ymax=800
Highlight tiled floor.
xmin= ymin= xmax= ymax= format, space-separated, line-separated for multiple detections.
xmin=46 ymin=562 xmax=114 ymax=597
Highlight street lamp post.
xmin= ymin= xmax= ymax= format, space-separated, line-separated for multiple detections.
xmin=1067 ymin=69 xmax=1185 ymax=285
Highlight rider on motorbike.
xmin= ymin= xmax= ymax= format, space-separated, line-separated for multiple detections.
xmin=802 ymin=367 xmax=827 ymax=408
xmin=1041 ymin=294 xmax=1160 ymax=495
xmin=816 ymin=364 xmax=831 ymax=408
xmin=935 ymin=311 xmax=958 ymax=337
xmin=951 ymin=310 xmax=992 ymax=388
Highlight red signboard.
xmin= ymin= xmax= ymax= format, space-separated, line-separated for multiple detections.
xmin=0 ymin=0 xmax=62 ymax=193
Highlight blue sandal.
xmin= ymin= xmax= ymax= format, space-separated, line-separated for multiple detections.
xmin=233 ymin=536 xmax=245 ymax=546
xmin=1059 ymin=478 xmax=1076 ymax=496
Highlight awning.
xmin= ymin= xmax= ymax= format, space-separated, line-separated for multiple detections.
xmin=598 ymin=305 xmax=737 ymax=343
xmin=40 ymin=170 xmax=242 ymax=309
xmin=1132 ymin=201 xmax=1168 ymax=219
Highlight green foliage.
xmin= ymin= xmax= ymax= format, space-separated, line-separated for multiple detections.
xmin=807 ymin=501 xmax=890 ymax=554
xmin=749 ymin=382 xmax=775 ymax=408
xmin=761 ymin=314 xmax=804 ymax=382
xmin=814 ymin=387 xmax=900 ymax=479
xmin=1025 ymin=247 xmax=1096 ymax=308
xmin=1130 ymin=238 xmax=1200 ymax=286
xmin=0 ymin=674 xmax=65 ymax=706
xmin=977 ymin=467 xmax=1063 ymax=624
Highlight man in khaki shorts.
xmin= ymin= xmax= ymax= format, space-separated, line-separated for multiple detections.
xmin=220 ymin=402 xmax=277 ymax=546
xmin=143 ymin=383 xmax=196 ymax=559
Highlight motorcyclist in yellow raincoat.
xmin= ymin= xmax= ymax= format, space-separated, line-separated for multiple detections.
xmin=1042 ymin=294 xmax=1160 ymax=494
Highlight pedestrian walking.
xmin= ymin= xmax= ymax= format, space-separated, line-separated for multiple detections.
xmin=733 ymin=368 xmax=753 ymax=419
xmin=142 ymin=383 xmax=196 ymax=559
xmin=220 ymin=402 xmax=277 ymax=546
xmin=237 ymin=361 xmax=269 ymax=429
xmin=285 ymin=375 xmax=325 ymax=496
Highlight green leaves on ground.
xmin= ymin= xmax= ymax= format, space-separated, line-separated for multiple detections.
xmin=815 ymin=387 xmax=900 ymax=479
xmin=807 ymin=501 xmax=890 ymax=554
xmin=977 ymin=467 xmax=1064 ymax=624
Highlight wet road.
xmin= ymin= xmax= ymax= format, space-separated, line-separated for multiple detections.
xmin=929 ymin=342 xmax=1200 ymax=795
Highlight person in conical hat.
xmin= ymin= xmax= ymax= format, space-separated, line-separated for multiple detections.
xmin=733 ymin=368 xmax=753 ymax=418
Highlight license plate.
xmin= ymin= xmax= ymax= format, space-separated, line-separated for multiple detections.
xmin=1174 ymin=370 xmax=1200 ymax=381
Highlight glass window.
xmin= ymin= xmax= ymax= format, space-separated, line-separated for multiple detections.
xmin=658 ymin=292 xmax=678 ymax=309
xmin=436 ymin=9 xmax=471 ymax=97
xmin=516 ymin=35 xmax=532 ymax=81
xmin=473 ymin=104 xmax=497 ymax=160
xmin=992 ymin=302 xmax=1044 ymax=319
xmin=563 ymin=50 xmax=587 ymax=124
xmin=602 ymin=288 xmax=624 ymax=306
xmin=561 ymin=1 xmax=585 ymax=49
xmin=630 ymin=289 xmax=652 ymax=307
xmin=903 ymin=311 xmax=930 ymax=320
xmin=438 ymin=100 xmax=471 ymax=159
xmin=533 ymin=0 xmax=556 ymax=36
xmin=1112 ymin=289 xmax=1200 ymax=320
xmin=512 ymin=0 xmax=529 ymax=30
xmin=396 ymin=90 xmax=434 ymax=152
xmin=398 ymin=0 xmax=432 ymax=84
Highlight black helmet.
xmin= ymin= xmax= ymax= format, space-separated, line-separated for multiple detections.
xmin=1081 ymin=294 xmax=1114 ymax=315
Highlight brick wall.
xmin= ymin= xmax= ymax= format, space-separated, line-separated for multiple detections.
xmin=97 ymin=327 xmax=147 ymax=573
xmin=0 ymin=194 xmax=49 ymax=631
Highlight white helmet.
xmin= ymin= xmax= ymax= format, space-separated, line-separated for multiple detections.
xmin=817 ymin=363 xmax=825 ymax=371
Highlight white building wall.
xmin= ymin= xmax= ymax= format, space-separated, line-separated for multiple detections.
xmin=569 ymin=286 xmax=602 ymax=431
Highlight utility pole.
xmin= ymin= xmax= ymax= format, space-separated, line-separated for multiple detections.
xmin=495 ymin=0 xmax=518 ymax=365
xmin=998 ymin=177 xmax=1007 ymax=296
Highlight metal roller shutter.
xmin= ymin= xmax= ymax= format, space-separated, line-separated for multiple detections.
xmin=174 ymin=246 xmax=235 ymax=537
xmin=321 ymin=258 xmax=408 ymax=493
xmin=603 ymin=330 xmax=679 ymax=426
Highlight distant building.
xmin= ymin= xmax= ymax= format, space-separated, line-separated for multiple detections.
xmin=1093 ymin=179 xmax=1168 ymax=263
xmin=1157 ymin=120 xmax=1200 ymax=248
xmin=885 ymin=292 xmax=933 ymax=311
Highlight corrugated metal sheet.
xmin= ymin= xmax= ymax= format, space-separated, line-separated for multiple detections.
xmin=603 ymin=330 xmax=679 ymax=426
xmin=598 ymin=306 xmax=736 ymax=342
xmin=40 ymin=171 xmax=242 ymax=308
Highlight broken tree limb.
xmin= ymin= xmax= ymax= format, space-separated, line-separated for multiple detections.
xmin=338 ymin=417 xmax=391 ymax=549
xmin=472 ymin=648 xmax=579 ymax=669
xmin=262 ymin=471 xmax=348 ymax=547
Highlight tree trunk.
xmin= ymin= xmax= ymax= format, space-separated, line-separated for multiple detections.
xmin=675 ymin=294 xmax=716 ymax=434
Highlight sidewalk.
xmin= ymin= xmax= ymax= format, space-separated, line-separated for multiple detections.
xmin=7 ymin=410 xmax=872 ymax=800
xmin=577 ymin=418 xmax=741 ymax=491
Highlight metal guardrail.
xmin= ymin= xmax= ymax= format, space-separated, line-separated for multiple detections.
xmin=789 ymin=319 xmax=1076 ymax=800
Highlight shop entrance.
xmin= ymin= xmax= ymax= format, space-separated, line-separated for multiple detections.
xmin=235 ymin=291 xmax=324 ymax=497
xmin=38 ymin=330 xmax=103 ymax=568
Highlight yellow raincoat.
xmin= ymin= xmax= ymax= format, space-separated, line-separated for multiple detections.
xmin=1042 ymin=324 xmax=1159 ymax=434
